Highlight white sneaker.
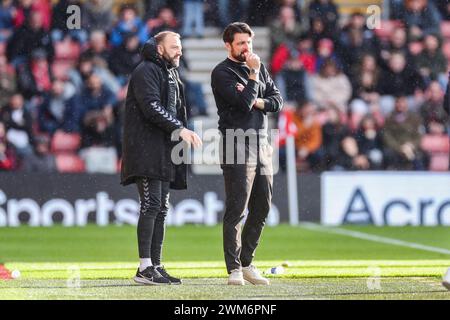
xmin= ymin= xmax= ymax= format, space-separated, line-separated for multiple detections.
xmin=442 ymin=267 xmax=450 ymax=290
xmin=227 ymin=269 xmax=245 ymax=285
xmin=242 ymin=265 xmax=270 ymax=285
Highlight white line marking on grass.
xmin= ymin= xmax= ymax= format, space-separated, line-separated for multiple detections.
xmin=301 ymin=223 xmax=450 ymax=256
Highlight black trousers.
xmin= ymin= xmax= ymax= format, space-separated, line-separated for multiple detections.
xmin=136 ymin=177 xmax=170 ymax=266
xmin=221 ymin=141 xmax=273 ymax=273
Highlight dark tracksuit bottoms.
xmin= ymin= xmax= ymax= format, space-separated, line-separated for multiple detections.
xmin=136 ymin=177 xmax=170 ymax=266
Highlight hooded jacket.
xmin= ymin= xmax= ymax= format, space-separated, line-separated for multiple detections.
xmin=120 ymin=38 xmax=188 ymax=189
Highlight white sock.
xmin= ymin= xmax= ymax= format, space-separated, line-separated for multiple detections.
xmin=444 ymin=267 xmax=450 ymax=282
xmin=139 ymin=258 xmax=152 ymax=272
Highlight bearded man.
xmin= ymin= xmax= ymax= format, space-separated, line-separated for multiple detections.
xmin=121 ymin=31 xmax=202 ymax=285
xmin=211 ymin=22 xmax=283 ymax=286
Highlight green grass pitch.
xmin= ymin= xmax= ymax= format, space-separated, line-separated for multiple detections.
xmin=1 ymin=225 xmax=450 ymax=299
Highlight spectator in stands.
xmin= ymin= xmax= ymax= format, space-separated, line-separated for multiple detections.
xmin=292 ymin=100 xmax=323 ymax=171
xmin=14 ymin=0 xmax=51 ymax=31
xmin=0 ymin=93 xmax=34 ymax=158
xmin=420 ymin=80 xmax=449 ymax=130
xmin=84 ymin=30 xmax=111 ymax=64
xmin=308 ymin=0 xmax=339 ymax=36
xmin=6 ymin=10 xmax=54 ymax=65
xmin=0 ymin=54 xmax=16 ymax=108
xmin=379 ymin=26 xmax=411 ymax=68
xmin=217 ymin=0 xmax=249 ymax=28
xmin=69 ymin=53 xmax=121 ymax=95
xmin=144 ymin=0 xmax=168 ymax=20
xmin=140 ymin=6 xmax=179 ymax=40
xmin=51 ymin=0 xmax=88 ymax=43
xmin=81 ymin=0 xmax=114 ymax=34
xmin=78 ymin=73 xmax=118 ymax=173
xmin=338 ymin=12 xmax=380 ymax=75
xmin=339 ymin=11 xmax=379 ymax=49
xmin=315 ymin=38 xmax=341 ymax=73
xmin=307 ymin=16 xmax=336 ymax=49
xmin=393 ymin=0 xmax=441 ymax=38
xmin=273 ymin=36 xmax=314 ymax=98
xmin=271 ymin=39 xmax=309 ymax=103
xmin=321 ymin=106 xmax=367 ymax=170
xmin=270 ymin=6 xmax=303 ymax=54
xmin=109 ymin=32 xmax=141 ymax=85
xmin=383 ymin=94 xmax=426 ymax=170
xmin=79 ymin=73 xmax=116 ymax=149
xmin=414 ymin=33 xmax=447 ymax=87
xmin=182 ymin=0 xmax=205 ymax=38
xmin=378 ymin=51 xmax=425 ymax=115
xmin=22 ymin=135 xmax=57 ymax=173
xmin=407 ymin=33 xmax=425 ymax=61
xmin=435 ymin=0 xmax=450 ymax=20
xmin=271 ymin=33 xmax=316 ymax=75
xmin=0 ymin=120 xmax=16 ymax=170
xmin=349 ymin=54 xmax=383 ymax=128
xmin=247 ymin=0 xmax=275 ymax=26
xmin=110 ymin=4 xmax=143 ymax=47
xmin=278 ymin=0 xmax=302 ymax=21
xmin=337 ymin=134 xmax=371 ymax=170
xmin=37 ymin=79 xmax=79 ymax=135
xmin=16 ymin=48 xmax=52 ymax=99
xmin=12 ymin=0 xmax=32 ymax=28
xmin=0 ymin=0 xmax=15 ymax=42
xmin=310 ymin=58 xmax=352 ymax=114
xmin=354 ymin=114 xmax=384 ymax=169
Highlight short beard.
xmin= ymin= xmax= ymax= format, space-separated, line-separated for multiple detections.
xmin=232 ymin=51 xmax=246 ymax=62
xmin=163 ymin=53 xmax=179 ymax=68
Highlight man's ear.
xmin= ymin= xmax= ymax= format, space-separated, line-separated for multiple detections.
xmin=157 ymin=44 xmax=164 ymax=56
xmin=225 ymin=42 xmax=231 ymax=52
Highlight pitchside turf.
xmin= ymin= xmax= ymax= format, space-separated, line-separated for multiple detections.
xmin=1 ymin=225 xmax=450 ymax=299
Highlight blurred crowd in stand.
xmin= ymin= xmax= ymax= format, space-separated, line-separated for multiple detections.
xmin=0 ymin=0 xmax=448 ymax=174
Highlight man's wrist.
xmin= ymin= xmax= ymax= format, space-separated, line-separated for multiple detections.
xmin=250 ymin=68 xmax=260 ymax=75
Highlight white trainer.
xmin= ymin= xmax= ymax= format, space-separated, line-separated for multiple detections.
xmin=442 ymin=267 xmax=450 ymax=290
xmin=227 ymin=269 xmax=245 ymax=285
xmin=242 ymin=265 xmax=270 ymax=285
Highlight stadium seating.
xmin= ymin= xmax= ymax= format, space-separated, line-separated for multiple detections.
xmin=55 ymin=153 xmax=85 ymax=173
xmin=50 ymin=131 xmax=81 ymax=154
xmin=421 ymin=135 xmax=450 ymax=171
xmin=54 ymin=39 xmax=81 ymax=61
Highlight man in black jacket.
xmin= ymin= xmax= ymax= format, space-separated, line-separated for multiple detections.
xmin=6 ymin=11 xmax=54 ymax=65
xmin=121 ymin=31 xmax=201 ymax=285
xmin=211 ymin=22 xmax=283 ymax=286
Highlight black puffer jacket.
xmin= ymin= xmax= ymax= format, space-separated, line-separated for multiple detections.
xmin=120 ymin=38 xmax=188 ymax=189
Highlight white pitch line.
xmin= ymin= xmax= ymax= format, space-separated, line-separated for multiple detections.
xmin=301 ymin=222 xmax=450 ymax=256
